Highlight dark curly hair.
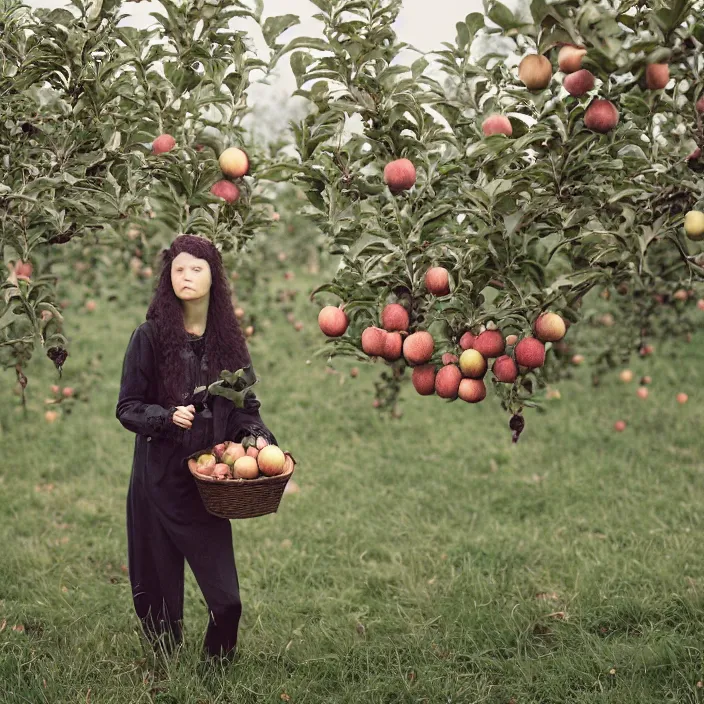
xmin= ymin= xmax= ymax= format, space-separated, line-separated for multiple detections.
xmin=146 ymin=234 xmax=251 ymax=407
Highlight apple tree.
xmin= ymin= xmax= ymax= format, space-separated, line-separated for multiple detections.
xmin=285 ymin=0 xmax=704 ymax=440
xmin=1 ymin=0 xmax=298 ymax=402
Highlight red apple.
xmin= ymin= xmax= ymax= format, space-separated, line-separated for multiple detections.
xmin=152 ymin=134 xmax=176 ymax=154
xmin=645 ymin=63 xmax=669 ymax=90
xmin=361 ymin=326 xmax=387 ymax=357
xmin=382 ymin=332 xmax=403 ymax=361
xmin=534 ymin=312 xmax=566 ymax=342
xmin=563 ymin=69 xmax=595 ymax=97
xmin=210 ymin=180 xmax=240 ymax=203
xmin=584 ymin=99 xmax=619 ymax=133
xmin=482 ymin=115 xmax=512 ymax=137
xmin=459 ymin=331 xmax=475 ymax=350
xmin=318 ymin=306 xmax=348 ymax=337
xmin=381 ymin=303 xmax=409 ymax=332
xmin=425 ymin=267 xmax=450 ymax=296
xmin=411 ymin=365 xmax=436 ymax=396
xmin=514 ymin=337 xmax=545 ymax=369
xmin=518 ymin=54 xmax=552 ymax=90
xmin=558 ymin=45 xmax=586 ymax=74
xmin=383 ymin=158 xmax=416 ymax=192
xmin=458 ymin=378 xmax=486 ymax=403
xmin=14 ymin=260 xmax=33 ymax=281
xmin=492 ymin=355 xmax=518 ymax=383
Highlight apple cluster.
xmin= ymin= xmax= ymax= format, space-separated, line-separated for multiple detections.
xmin=150 ymin=134 xmax=249 ymax=204
xmin=318 ymin=264 xmax=568 ymax=405
xmin=479 ymin=44 xmax=687 ymax=141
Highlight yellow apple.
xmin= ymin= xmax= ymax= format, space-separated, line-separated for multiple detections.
xmin=684 ymin=210 xmax=704 ymax=241
xmin=458 ymin=349 xmax=487 ymax=378
xmin=219 ymin=147 xmax=249 ymax=178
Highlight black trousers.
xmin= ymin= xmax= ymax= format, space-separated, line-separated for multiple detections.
xmin=126 ymin=478 xmax=242 ymax=660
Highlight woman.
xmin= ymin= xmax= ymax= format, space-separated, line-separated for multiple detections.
xmin=115 ymin=234 xmax=277 ymax=664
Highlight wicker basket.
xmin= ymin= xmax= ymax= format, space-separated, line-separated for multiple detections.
xmin=187 ymin=448 xmax=297 ymax=520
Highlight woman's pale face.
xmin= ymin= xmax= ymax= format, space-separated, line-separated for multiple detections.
xmin=171 ymin=252 xmax=212 ymax=301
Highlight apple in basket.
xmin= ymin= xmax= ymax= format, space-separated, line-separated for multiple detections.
xmin=258 ymin=445 xmax=286 ymax=477
xmin=221 ymin=442 xmax=246 ymax=467
xmin=191 ymin=453 xmax=216 ymax=477
xmin=212 ymin=463 xmax=231 ymax=480
xmin=212 ymin=442 xmax=228 ymax=461
xmin=233 ymin=456 xmax=259 ymax=479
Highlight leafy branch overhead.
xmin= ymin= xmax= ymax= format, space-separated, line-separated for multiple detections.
xmin=0 ymin=0 xmax=298 ymax=374
xmin=283 ymin=0 xmax=704 ymax=428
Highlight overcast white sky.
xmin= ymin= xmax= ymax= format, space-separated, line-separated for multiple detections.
xmin=26 ymin=0 xmax=524 ymax=137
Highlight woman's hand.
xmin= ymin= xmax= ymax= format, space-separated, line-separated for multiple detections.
xmin=172 ymin=404 xmax=195 ymax=429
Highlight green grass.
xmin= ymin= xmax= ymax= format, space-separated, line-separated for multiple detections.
xmin=2 ymin=273 xmax=704 ymax=703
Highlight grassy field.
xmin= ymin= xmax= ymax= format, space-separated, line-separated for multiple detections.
xmin=2 ymin=269 xmax=704 ymax=703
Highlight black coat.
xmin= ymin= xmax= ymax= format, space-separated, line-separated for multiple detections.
xmin=115 ymin=321 xmax=277 ymax=524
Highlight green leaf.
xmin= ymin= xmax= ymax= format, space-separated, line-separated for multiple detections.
xmin=693 ymin=23 xmax=704 ymax=44
xmin=409 ymin=204 xmax=454 ymax=241
xmin=653 ymin=0 xmax=691 ymax=35
xmin=411 ymin=57 xmax=428 ymax=80
xmin=204 ymin=365 xmax=259 ymax=408
xmin=309 ymin=282 xmax=349 ymax=301
xmin=262 ymin=14 xmax=300 ymax=49
xmin=455 ymin=21 xmax=470 ymax=49
xmin=483 ymin=178 xmax=513 ymax=200
xmin=33 ymin=8 xmax=76 ymax=26
xmin=0 ymin=299 xmax=23 ymax=331
xmin=465 ymin=12 xmax=485 ymax=39
xmin=378 ymin=64 xmax=410 ymax=89
xmin=275 ymin=36 xmax=332 ymax=60
xmin=484 ymin=0 xmax=526 ymax=31
xmin=530 ymin=0 xmax=548 ymax=25
xmin=290 ymin=51 xmax=314 ymax=87
xmin=608 ymin=188 xmax=647 ymax=204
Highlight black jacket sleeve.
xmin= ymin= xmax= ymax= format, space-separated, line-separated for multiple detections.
xmin=226 ymin=389 xmax=278 ymax=446
xmin=115 ymin=326 xmax=180 ymax=440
